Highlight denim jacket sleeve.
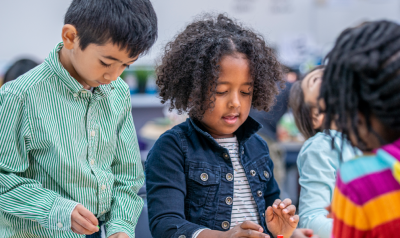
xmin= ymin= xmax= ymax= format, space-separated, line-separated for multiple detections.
xmin=146 ymin=130 xmax=207 ymax=238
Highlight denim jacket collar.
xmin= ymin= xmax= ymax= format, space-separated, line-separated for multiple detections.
xmin=188 ymin=116 xmax=262 ymax=148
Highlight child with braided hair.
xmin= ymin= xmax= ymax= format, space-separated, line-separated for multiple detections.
xmin=320 ymin=20 xmax=400 ymax=238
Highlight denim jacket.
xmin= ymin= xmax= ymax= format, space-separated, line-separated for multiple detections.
xmin=145 ymin=116 xmax=280 ymax=238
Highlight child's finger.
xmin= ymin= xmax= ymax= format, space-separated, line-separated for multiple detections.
xmin=299 ymin=228 xmax=314 ymax=237
xmin=71 ymin=219 xmax=96 ymax=235
xmin=240 ymin=220 xmax=264 ymax=232
xmin=265 ymin=206 xmax=275 ymax=223
xmin=73 ymin=213 xmax=99 ymax=233
xmin=279 ymin=198 xmax=292 ymax=209
xmin=282 ymin=204 xmax=296 ymax=216
xmin=272 ymin=199 xmax=282 ymax=209
xmin=237 ymin=229 xmax=270 ymax=238
xmin=289 ymin=214 xmax=300 ymax=225
xmin=78 ymin=206 xmax=99 ymax=227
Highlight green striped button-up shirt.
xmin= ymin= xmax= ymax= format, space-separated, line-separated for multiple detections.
xmin=0 ymin=43 xmax=144 ymax=238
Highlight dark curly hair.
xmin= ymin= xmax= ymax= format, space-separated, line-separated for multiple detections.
xmin=320 ymin=20 xmax=400 ymax=150
xmin=156 ymin=14 xmax=284 ymax=119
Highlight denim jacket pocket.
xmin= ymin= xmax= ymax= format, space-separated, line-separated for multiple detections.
xmin=257 ymin=160 xmax=272 ymax=183
xmin=187 ymin=162 xmax=220 ymax=206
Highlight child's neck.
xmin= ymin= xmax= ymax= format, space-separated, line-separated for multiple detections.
xmin=59 ymin=47 xmax=91 ymax=90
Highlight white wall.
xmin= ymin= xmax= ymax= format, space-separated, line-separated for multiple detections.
xmin=1 ymin=0 xmax=400 ymax=72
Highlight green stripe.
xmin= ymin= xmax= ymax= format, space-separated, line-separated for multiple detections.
xmin=0 ymin=42 xmax=144 ymax=238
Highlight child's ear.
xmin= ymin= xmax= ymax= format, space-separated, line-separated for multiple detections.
xmin=61 ymin=24 xmax=78 ymax=50
xmin=311 ymin=107 xmax=324 ymax=130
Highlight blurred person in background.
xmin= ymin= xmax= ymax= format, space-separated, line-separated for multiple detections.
xmin=2 ymin=58 xmax=38 ymax=86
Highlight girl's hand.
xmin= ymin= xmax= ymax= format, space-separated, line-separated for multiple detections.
xmin=198 ymin=220 xmax=270 ymax=238
xmin=265 ymin=198 xmax=299 ymax=238
xmin=291 ymin=228 xmax=319 ymax=238
xmin=222 ymin=221 xmax=270 ymax=238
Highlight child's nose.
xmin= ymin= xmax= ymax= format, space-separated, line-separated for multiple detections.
xmin=229 ymin=93 xmax=241 ymax=108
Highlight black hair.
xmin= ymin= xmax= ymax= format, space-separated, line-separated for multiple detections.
xmin=320 ymin=20 xmax=400 ymax=149
xmin=3 ymin=59 xmax=38 ymax=85
xmin=64 ymin=0 xmax=158 ymax=57
xmin=156 ymin=14 xmax=284 ymax=119
xmin=289 ymin=65 xmax=325 ymax=139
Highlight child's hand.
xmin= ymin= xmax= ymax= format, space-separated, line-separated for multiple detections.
xmin=325 ymin=205 xmax=332 ymax=218
xmin=71 ymin=204 xmax=99 ymax=235
xmin=291 ymin=228 xmax=319 ymax=238
xmin=109 ymin=232 xmax=129 ymax=238
xmin=222 ymin=220 xmax=270 ymax=238
xmin=265 ymin=198 xmax=299 ymax=238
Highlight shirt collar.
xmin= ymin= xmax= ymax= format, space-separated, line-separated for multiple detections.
xmin=44 ymin=42 xmax=114 ymax=97
xmin=188 ymin=116 xmax=262 ymax=147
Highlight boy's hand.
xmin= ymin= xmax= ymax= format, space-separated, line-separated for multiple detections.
xmin=221 ymin=220 xmax=270 ymax=238
xmin=109 ymin=232 xmax=129 ymax=238
xmin=291 ymin=228 xmax=319 ymax=238
xmin=71 ymin=204 xmax=99 ymax=235
xmin=325 ymin=205 xmax=333 ymax=218
xmin=265 ymin=198 xmax=299 ymax=238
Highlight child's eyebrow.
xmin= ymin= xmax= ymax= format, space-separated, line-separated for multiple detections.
xmin=217 ymin=82 xmax=253 ymax=85
xmin=102 ymin=55 xmax=138 ymax=64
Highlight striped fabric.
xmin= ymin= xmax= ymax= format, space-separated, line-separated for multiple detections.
xmin=331 ymin=138 xmax=400 ymax=238
xmin=215 ymin=137 xmax=261 ymax=229
xmin=0 ymin=42 xmax=144 ymax=238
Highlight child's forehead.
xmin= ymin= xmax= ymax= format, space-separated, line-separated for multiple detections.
xmin=87 ymin=42 xmax=139 ymax=61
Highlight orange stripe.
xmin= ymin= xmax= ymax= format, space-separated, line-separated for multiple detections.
xmin=333 ymin=187 xmax=400 ymax=230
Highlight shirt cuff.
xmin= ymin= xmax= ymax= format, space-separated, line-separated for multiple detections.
xmin=105 ymin=219 xmax=135 ymax=238
xmin=48 ymin=196 xmax=80 ymax=231
xmin=192 ymin=228 xmax=210 ymax=238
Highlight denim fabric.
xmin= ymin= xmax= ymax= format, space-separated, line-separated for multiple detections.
xmin=86 ymin=221 xmax=103 ymax=238
xmin=146 ymin=117 xmax=280 ymax=238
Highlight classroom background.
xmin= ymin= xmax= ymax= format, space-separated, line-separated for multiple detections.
xmin=1 ymin=0 xmax=400 ymax=237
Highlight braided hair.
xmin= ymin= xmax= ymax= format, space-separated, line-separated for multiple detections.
xmin=320 ymin=20 xmax=400 ymax=150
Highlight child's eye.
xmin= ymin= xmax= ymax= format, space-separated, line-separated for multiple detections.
xmin=216 ymin=91 xmax=227 ymax=95
xmin=241 ymin=91 xmax=251 ymax=95
xmin=100 ymin=61 xmax=111 ymax=68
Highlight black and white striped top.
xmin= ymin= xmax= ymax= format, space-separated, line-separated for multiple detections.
xmin=215 ymin=137 xmax=261 ymax=229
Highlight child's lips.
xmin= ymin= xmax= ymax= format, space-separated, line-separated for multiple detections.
xmin=222 ymin=115 xmax=238 ymax=124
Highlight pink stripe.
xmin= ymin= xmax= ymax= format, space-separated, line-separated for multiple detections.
xmin=381 ymin=143 xmax=400 ymax=162
xmin=337 ymin=169 xmax=400 ymax=205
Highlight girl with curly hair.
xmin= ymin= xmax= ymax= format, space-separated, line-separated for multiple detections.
xmin=145 ymin=14 xmax=303 ymax=238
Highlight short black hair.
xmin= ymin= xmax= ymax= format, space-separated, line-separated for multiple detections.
xmin=320 ymin=20 xmax=400 ymax=149
xmin=64 ymin=0 xmax=158 ymax=57
xmin=156 ymin=14 xmax=284 ymax=119
xmin=3 ymin=59 xmax=38 ymax=85
xmin=289 ymin=65 xmax=324 ymax=139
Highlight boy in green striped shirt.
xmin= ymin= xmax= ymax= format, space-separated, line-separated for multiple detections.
xmin=0 ymin=1 xmax=157 ymax=237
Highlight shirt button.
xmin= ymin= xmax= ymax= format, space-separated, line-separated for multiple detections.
xmin=101 ymin=210 xmax=106 ymax=215
xmin=101 ymin=184 xmax=107 ymax=190
xmin=250 ymin=170 xmax=256 ymax=176
xmin=90 ymin=160 xmax=95 ymax=165
xmin=81 ymin=90 xmax=87 ymax=94
xmin=225 ymin=197 xmax=233 ymax=205
xmin=226 ymin=173 xmax=233 ymax=181
xmin=57 ymin=222 xmax=63 ymax=228
xmin=264 ymin=171 xmax=270 ymax=179
xmin=223 ymin=153 xmax=229 ymax=160
xmin=221 ymin=221 xmax=230 ymax=230
xmin=73 ymin=93 xmax=78 ymax=97
xmin=200 ymin=173 xmax=208 ymax=181
xmin=257 ymin=190 xmax=263 ymax=197
xmin=178 ymin=236 xmax=186 ymax=238
xmin=91 ymin=130 xmax=96 ymax=137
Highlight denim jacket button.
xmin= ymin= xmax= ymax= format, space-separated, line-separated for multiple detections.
xmin=262 ymin=212 xmax=265 ymax=217
xmin=178 ymin=236 xmax=186 ymax=238
xmin=225 ymin=197 xmax=233 ymax=205
xmin=242 ymin=150 xmax=244 ymax=155
xmin=200 ymin=173 xmax=209 ymax=181
xmin=264 ymin=171 xmax=270 ymax=179
xmin=250 ymin=170 xmax=256 ymax=176
xmin=257 ymin=190 xmax=263 ymax=197
xmin=223 ymin=153 xmax=230 ymax=160
xmin=226 ymin=173 xmax=233 ymax=181
xmin=221 ymin=221 xmax=230 ymax=230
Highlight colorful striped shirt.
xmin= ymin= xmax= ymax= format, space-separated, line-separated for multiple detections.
xmin=331 ymin=138 xmax=400 ymax=238
xmin=0 ymin=42 xmax=144 ymax=238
